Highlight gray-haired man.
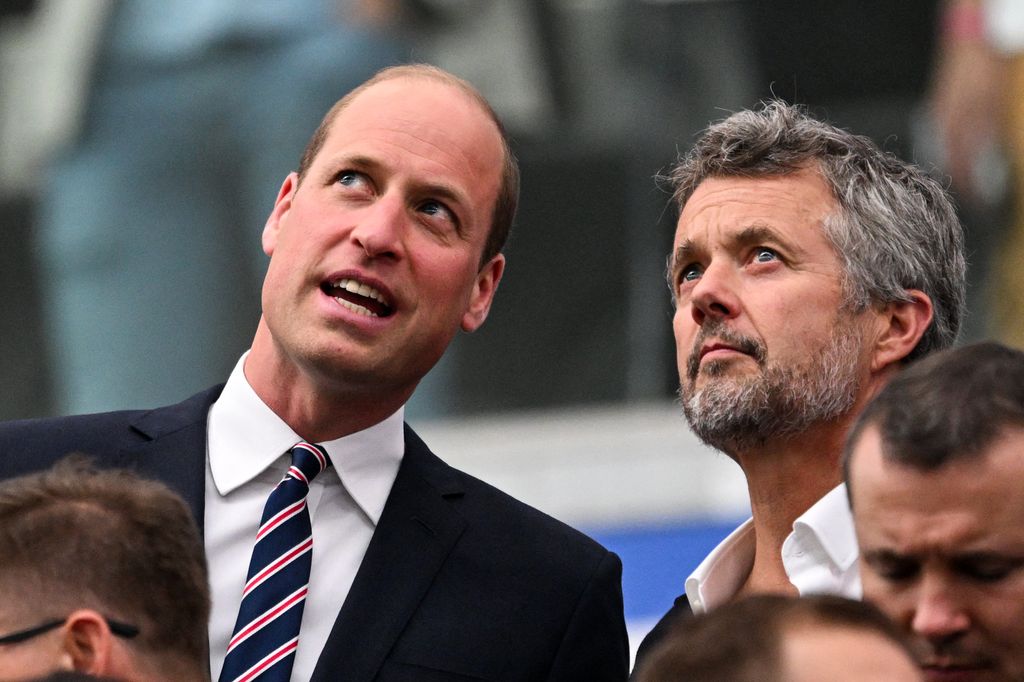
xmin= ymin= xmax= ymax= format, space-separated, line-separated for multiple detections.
xmin=635 ymin=100 xmax=966 ymax=667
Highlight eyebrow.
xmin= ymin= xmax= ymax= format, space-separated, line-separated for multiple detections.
xmin=330 ymin=154 xmax=472 ymax=232
xmin=670 ymin=223 xmax=786 ymax=272
xmin=862 ymin=548 xmax=913 ymax=562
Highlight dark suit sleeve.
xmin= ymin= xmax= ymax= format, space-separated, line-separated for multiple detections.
xmin=629 ymin=594 xmax=692 ymax=679
xmin=545 ymin=550 xmax=629 ymax=682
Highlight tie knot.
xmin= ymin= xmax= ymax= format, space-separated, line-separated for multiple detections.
xmin=287 ymin=442 xmax=330 ymax=486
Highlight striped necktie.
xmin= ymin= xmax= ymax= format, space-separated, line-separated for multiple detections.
xmin=219 ymin=442 xmax=330 ymax=682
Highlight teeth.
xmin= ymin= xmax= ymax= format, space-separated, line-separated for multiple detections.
xmin=332 ymin=278 xmax=388 ymax=305
xmin=335 ymin=296 xmax=378 ymax=317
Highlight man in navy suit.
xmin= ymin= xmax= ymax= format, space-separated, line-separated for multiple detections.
xmin=0 ymin=64 xmax=628 ymax=681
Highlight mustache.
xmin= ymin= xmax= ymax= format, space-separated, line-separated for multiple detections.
xmin=686 ymin=319 xmax=766 ymax=382
xmin=919 ymin=638 xmax=996 ymax=672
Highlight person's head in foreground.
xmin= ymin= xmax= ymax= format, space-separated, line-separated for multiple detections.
xmin=846 ymin=341 xmax=1024 ymax=682
xmin=634 ymin=593 xmax=921 ymax=681
xmin=0 ymin=457 xmax=210 ymax=682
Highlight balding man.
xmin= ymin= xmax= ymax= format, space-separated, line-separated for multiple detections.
xmin=0 ymin=64 xmax=628 ymax=681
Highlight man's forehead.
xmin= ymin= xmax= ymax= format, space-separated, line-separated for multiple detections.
xmin=854 ymin=439 xmax=1024 ymax=547
xmin=321 ymin=77 xmax=502 ymax=178
xmin=334 ymin=76 xmax=488 ymax=136
xmin=676 ymin=173 xmax=834 ymax=239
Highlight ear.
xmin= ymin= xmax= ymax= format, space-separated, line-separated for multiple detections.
xmin=461 ymin=254 xmax=505 ymax=332
xmin=869 ymin=289 xmax=934 ymax=372
xmin=262 ymin=172 xmax=299 ymax=257
xmin=62 ymin=610 xmax=113 ymax=675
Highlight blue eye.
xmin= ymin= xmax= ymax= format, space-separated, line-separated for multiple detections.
xmin=337 ymin=170 xmax=366 ymax=187
xmin=419 ymin=200 xmax=455 ymax=223
xmin=680 ymin=264 xmax=702 ymax=283
xmin=753 ymin=248 xmax=778 ymax=263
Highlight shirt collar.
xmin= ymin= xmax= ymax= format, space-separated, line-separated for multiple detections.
xmin=684 ymin=483 xmax=857 ymax=614
xmin=788 ymin=483 xmax=858 ymax=571
xmin=685 ymin=519 xmax=755 ymax=615
xmin=208 ymin=353 xmax=405 ymax=525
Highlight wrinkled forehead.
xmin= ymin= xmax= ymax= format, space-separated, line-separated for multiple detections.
xmin=676 ymin=172 xmax=835 ymax=237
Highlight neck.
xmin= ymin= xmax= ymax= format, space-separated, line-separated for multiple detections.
xmin=731 ymin=419 xmax=850 ymax=596
xmin=244 ymin=322 xmax=412 ymax=442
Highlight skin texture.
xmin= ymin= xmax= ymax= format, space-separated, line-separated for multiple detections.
xmin=668 ymin=168 xmax=934 ymax=598
xmin=779 ymin=624 xmax=923 ymax=682
xmin=670 ymin=170 xmax=878 ymax=594
xmin=246 ymin=75 xmax=506 ymax=442
xmin=671 ymin=170 xmax=862 ymax=413
xmin=852 ymin=426 xmax=1024 ymax=682
xmin=0 ymin=609 xmax=173 ymax=681
xmin=0 ymin=616 xmax=71 ymax=680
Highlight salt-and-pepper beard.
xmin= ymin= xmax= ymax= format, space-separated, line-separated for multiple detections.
xmin=680 ymin=315 xmax=863 ymax=454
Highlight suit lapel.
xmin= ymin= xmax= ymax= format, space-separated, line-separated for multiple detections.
xmin=312 ymin=426 xmax=467 ymax=682
xmin=119 ymin=385 xmax=222 ymax=530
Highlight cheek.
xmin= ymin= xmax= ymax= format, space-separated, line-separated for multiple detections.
xmin=0 ymin=649 xmax=60 ymax=677
xmin=982 ymin=581 xmax=1024 ymax=636
xmin=672 ymin=308 xmax=694 ymax=343
xmin=860 ymin=572 xmax=911 ymax=619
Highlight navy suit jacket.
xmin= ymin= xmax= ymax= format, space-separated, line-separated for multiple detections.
xmin=0 ymin=386 xmax=629 ymax=681
xmin=630 ymin=595 xmax=692 ymax=678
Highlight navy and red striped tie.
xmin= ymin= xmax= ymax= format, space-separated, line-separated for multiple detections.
xmin=219 ymin=442 xmax=330 ymax=682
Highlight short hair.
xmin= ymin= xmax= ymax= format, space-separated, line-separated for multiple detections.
xmin=633 ymin=594 xmax=914 ymax=682
xmin=297 ymin=63 xmax=520 ymax=266
xmin=844 ymin=342 xmax=1024 ymax=484
xmin=667 ymin=100 xmax=965 ymax=361
xmin=0 ymin=457 xmax=210 ymax=676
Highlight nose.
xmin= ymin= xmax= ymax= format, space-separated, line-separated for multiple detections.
xmin=688 ymin=261 xmax=740 ymax=326
xmin=911 ymin=578 xmax=970 ymax=643
xmin=350 ymin=194 xmax=405 ymax=260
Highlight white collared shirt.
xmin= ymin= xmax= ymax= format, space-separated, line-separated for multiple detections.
xmin=685 ymin=483 xmax=861 ymax=614
xmin=205 ymin=354 xmax=405 ymax=681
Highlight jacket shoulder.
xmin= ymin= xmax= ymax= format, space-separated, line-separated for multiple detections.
xmin=0 ymin=385 xmax=221 ymax=477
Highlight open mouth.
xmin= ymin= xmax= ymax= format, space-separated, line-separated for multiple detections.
xmin=321 ymin=278 xmax=394 ymax=318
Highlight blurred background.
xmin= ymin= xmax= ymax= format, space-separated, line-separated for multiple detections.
xmin=2 ymin=0 xmax=1022 ymax=658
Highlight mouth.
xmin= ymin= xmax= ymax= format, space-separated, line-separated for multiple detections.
xmin=685 ymin=324 xmax=767 ymax=382
xmin=321 ymin=277 xmax=394 ymax=318
xmin=921 ymin=659 xmax=992 ymax=681
xmin=699 ymin=342 xmax=745 ymax=362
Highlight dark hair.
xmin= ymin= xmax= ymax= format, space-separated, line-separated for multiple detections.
xmin=667 ymin=100 xmax=965 ymax=362
xmin=296 ymin=63 xmax=519 ymax=266
xmin=633 ymin=594 xmax=914 ymax=682
xmin=0 ymin=457 xmax=210 ymax=677
xmin=844 ymin=342 xmax=1024 ymax=487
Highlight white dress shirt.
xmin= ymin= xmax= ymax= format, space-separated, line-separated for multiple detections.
xmin=685 ymin=483 xmax=861 ymax=614
xmin=205 ymin=354 xmax=405 ymax=681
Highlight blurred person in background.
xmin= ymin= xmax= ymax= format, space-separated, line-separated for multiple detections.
xmin=15 ymin=0 xmax=407 ymax=415
xmin=847 ymin=342 xmax=1024 ymax=682
xmin=633 ymin=594 xmax=921 ymax=682
xmin=927 ymin=0 xmax=1024 ymax=344
xmin=0 ymin=457 xmax=209 ymax=682
xmin=634 ymin=100 xmax=966 ymax=669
